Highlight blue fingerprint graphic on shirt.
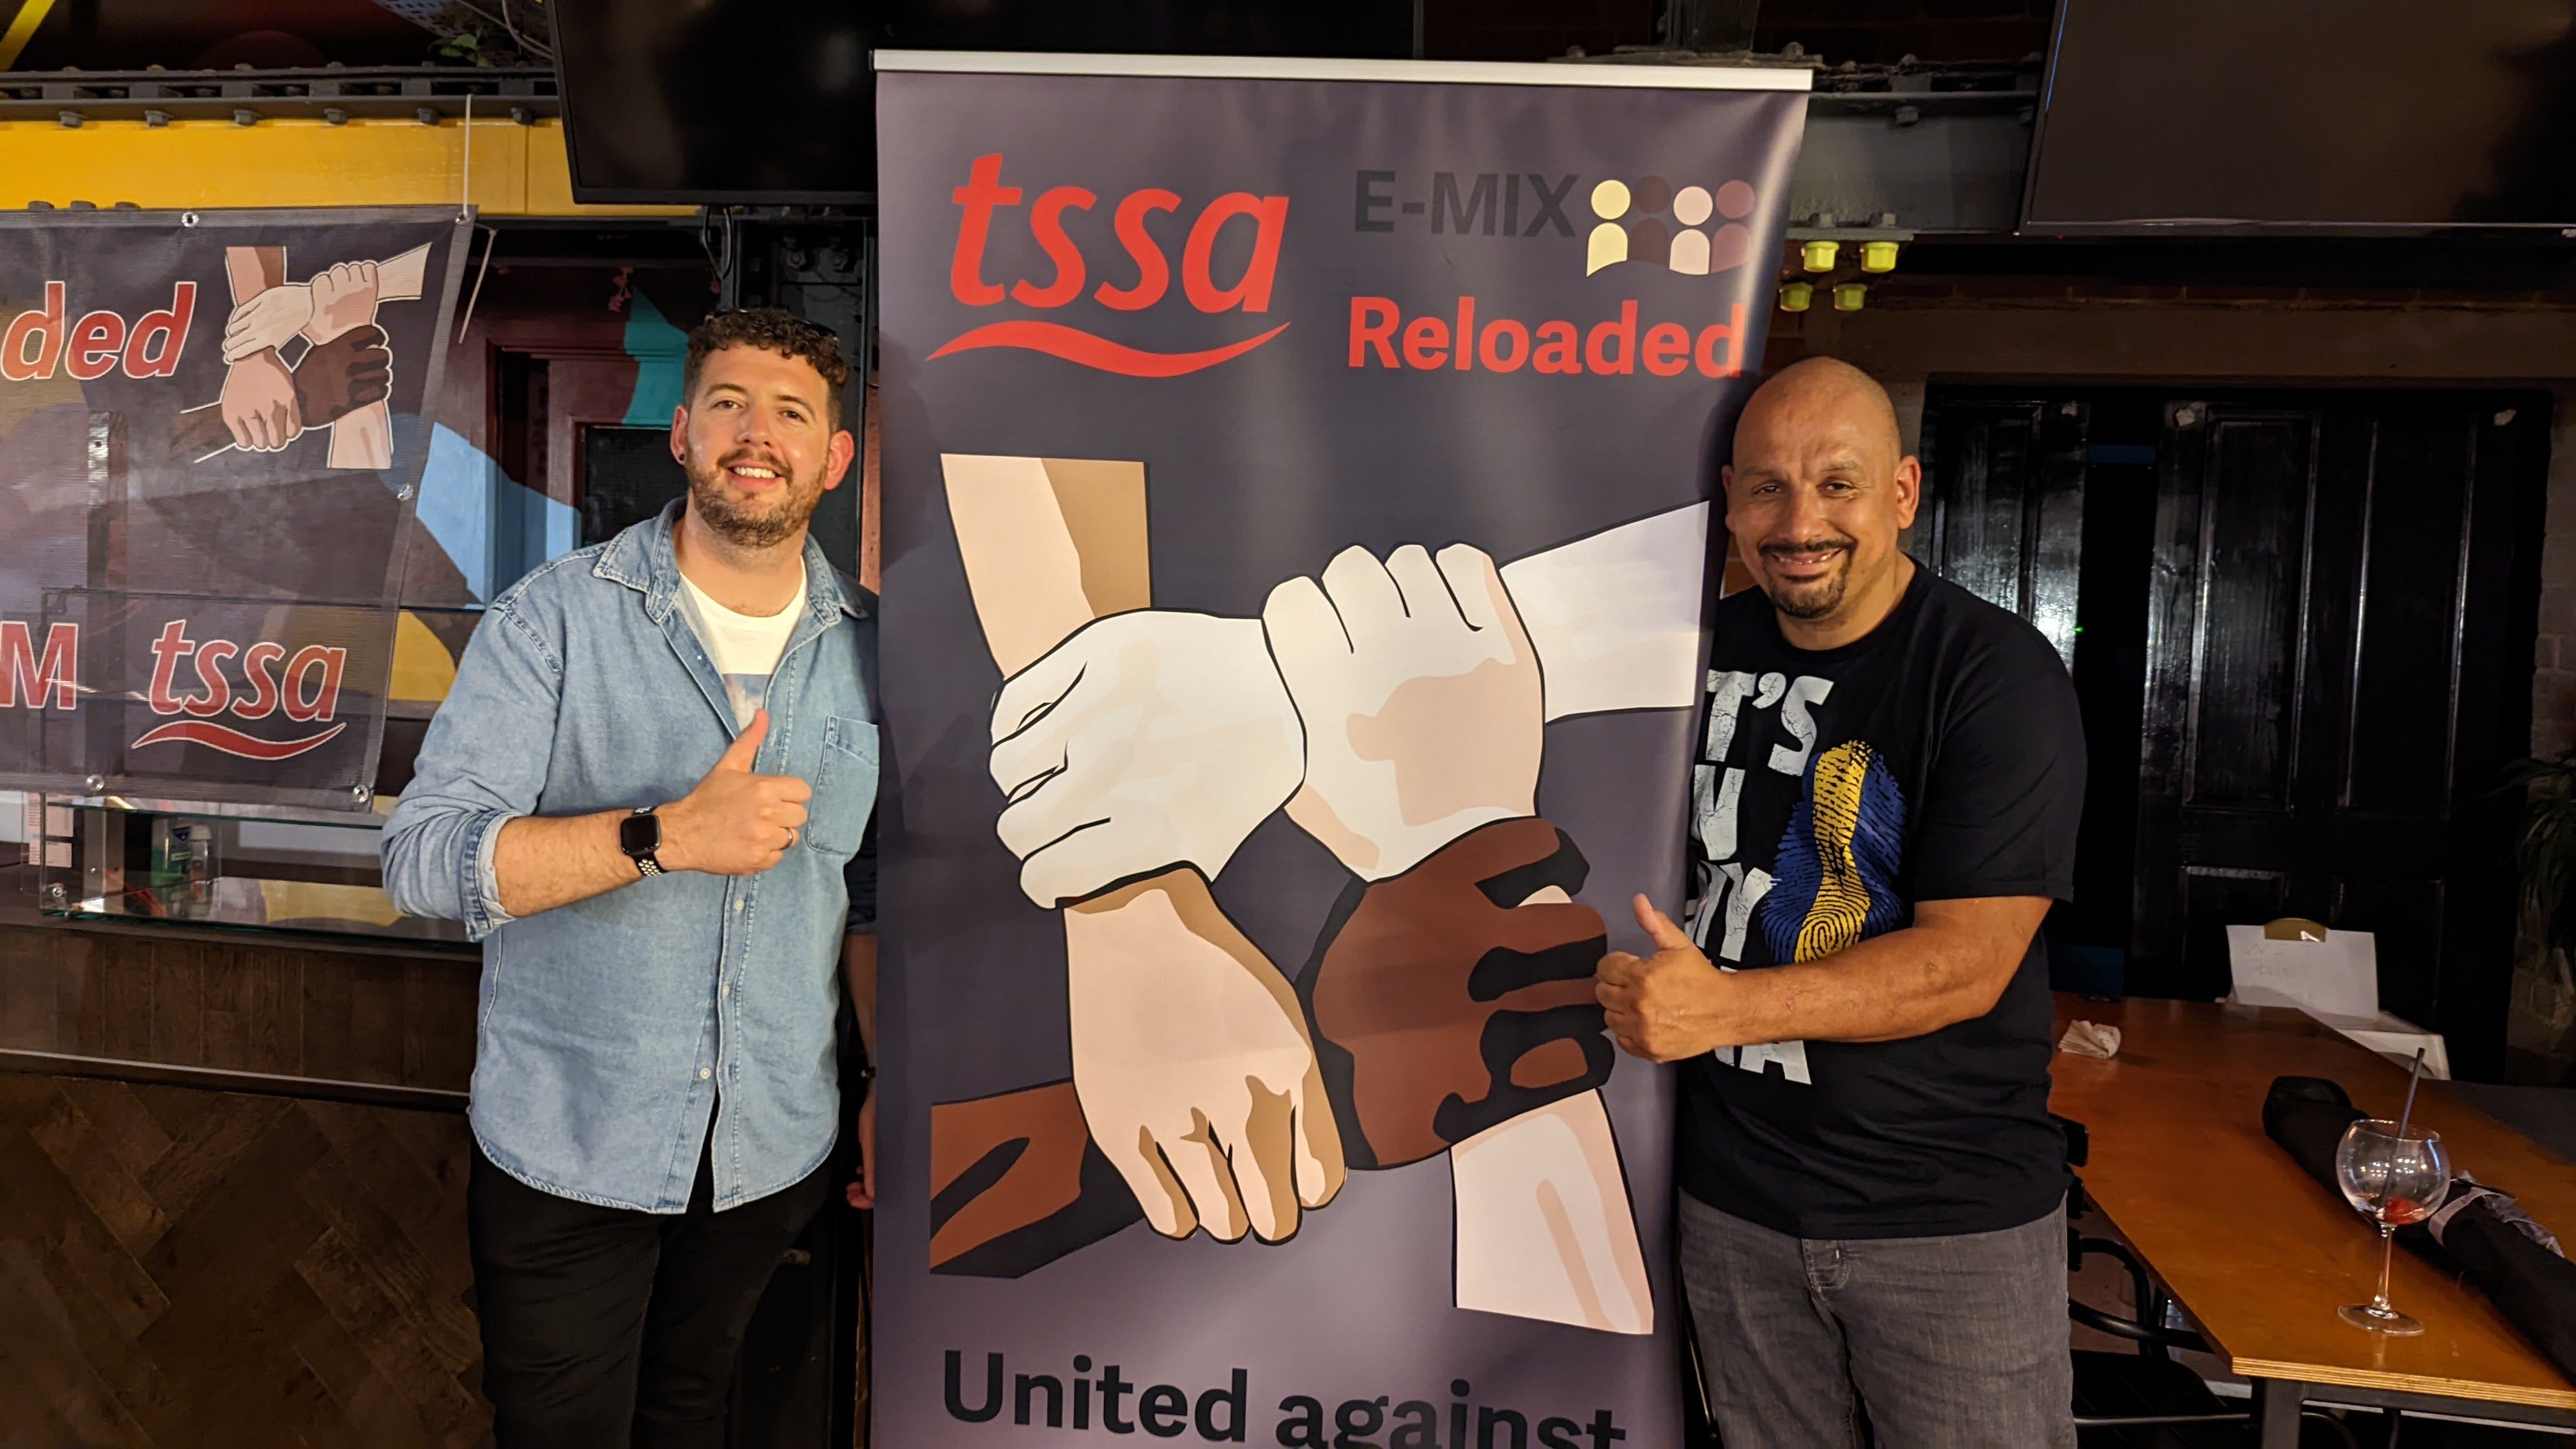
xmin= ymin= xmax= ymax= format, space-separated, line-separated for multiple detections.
xmin=1763 ymin=740 xmax=1910 ymax=965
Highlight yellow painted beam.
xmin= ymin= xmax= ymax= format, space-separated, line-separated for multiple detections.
xmin=0 ymin=115 xmax=694 ymax=218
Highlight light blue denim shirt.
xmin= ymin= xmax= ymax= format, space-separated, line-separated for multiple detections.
xmin=383 ymin=503 xmax=879 ymax=1213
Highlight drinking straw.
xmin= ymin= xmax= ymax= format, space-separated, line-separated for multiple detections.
xmin=2395 ymin=1047 xmax=2428 ymax=1138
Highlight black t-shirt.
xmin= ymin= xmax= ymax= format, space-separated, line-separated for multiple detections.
xmin=1678 ymin=565 xmax=2086 ymax=1239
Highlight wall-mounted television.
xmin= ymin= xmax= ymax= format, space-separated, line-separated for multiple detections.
xmin=2022 ymin=0 xmax=2576 ymax=234
xmin=551 ymin=0 xmax=1419 ymax=206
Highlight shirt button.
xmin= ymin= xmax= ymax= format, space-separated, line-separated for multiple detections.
xmin=732 ymin=900 xmax=744 ymax=912
xmin=699 ymin=1068 xmax=712 ymax=1080
xmin=719 ymin=983 xmax=730 ymax=997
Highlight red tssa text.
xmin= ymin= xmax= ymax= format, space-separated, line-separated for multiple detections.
xmin=949 ymin=153 xmax=1290 ymax=314
xmin=146 ymin=622 xmax=346 ymax=723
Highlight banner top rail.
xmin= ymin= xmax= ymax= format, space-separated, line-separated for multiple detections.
xmin=871 ymin=49 xmax=1814 ymax=91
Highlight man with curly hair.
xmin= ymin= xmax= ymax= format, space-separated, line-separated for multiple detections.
xmin=385 ymin=308 xmax=879 ymax=1446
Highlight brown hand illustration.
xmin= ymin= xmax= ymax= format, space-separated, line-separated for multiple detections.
xmin=218 ymin=348 xmax=301 ymax=453
xmin=290 ymin=323 xmax=393 ymax=429
xmin=929 ymin=1081 xmax=1145 ymax=1277
xmin=1302 ymin=816 xmax=1615 ymax=1170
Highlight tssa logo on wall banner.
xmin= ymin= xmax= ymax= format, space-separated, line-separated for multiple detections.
xmin=0 ymin=208 xmax=468 ymax=809
xmin=875 ymin=53 xmax=1807 ymax=1448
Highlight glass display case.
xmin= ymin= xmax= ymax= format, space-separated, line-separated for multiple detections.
xmin=16 ymin=602 xmax=487 ymax=949
xmin=26 ymin=792 xmax=467 ymax=947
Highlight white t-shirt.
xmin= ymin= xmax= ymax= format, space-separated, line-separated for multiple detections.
xmin=676 ymin=562 xmax=804 ymax=726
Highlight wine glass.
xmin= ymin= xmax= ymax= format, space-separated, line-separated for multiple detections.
xmin=2334 ymin=1119 xmax=2453 ymax=1335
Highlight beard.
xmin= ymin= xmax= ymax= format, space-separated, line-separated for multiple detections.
xmin=1756 ymin=534 xmax=1859 ymax=620
xmin=684 ymin=443 xmax=827 ymax=549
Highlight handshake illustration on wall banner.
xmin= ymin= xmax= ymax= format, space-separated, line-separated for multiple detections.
xmin=167 ymin=242 xmax=431 ymax=469
xmin=925 ymin=453 xmax=1708 ymax=1337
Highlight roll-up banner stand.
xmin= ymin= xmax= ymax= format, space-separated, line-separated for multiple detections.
xmin=0 ymin=208 xmax=471 ymax=811
xmin=875 ymin=52 xmax=1809 ymax=1447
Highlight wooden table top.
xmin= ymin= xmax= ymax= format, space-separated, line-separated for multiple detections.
xmin=2051 ymin=995 xmax=2576 ymax=1411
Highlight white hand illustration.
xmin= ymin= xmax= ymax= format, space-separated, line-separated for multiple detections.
xmin=303 ymin=260 xmax=383 ymax=343
xmin=1452 ymin=1091 xmax=1654 ymax=1333
xmin=1063 ymin=875 xmax=1344 ymax=1243
xmin=1263 ymin=544 xmax=1544 ymax=880
xmin=221 ymin=284 xmax=314 ymax=364
xmin=988 ymin=611 xmax=1303 ymax=907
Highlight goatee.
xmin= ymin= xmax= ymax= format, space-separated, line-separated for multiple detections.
xmin=1767 ymin=571 xmax=1850 ymax=620
xmin=1758 ymin=535 xmax=1858 ymax=620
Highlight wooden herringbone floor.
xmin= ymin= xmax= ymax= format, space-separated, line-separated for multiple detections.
xmin=0 ymin=1074 xmax=492 ymax=1448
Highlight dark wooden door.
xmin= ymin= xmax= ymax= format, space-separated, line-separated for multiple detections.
xmin=1922 ymin=397 xmax=2089 ymax=668
xmin=2136 ymin=393 xmax=2545 ymax=1077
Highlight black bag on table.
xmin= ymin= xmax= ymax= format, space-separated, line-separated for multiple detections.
xmin=2263 ymin=1075 xmax=2576 ymax=1380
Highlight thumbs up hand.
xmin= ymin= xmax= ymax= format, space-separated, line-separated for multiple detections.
xmin=656 ymin=709 xmax=814 ymax=875
xmin=1596 ymin=894 xmax=1735 ymax=1063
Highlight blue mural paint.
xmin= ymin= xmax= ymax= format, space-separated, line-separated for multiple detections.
xmin=621 ymin=291 xmax=688 ymax=427
xmin=414 ymin=423 xmax=578 ymax=601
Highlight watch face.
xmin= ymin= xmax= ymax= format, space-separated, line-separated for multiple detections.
xmin=620 ymin=810 xmax=661 ymax=857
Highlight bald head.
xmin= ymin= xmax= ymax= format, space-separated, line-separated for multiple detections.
xmin=1735 ymin=356 xmax=1904 ymax=472
xmin=1722 ymin=356 xmax=1922 ymax=646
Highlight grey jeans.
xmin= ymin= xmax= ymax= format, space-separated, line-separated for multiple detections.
xmin=1678 ymin=1193 xmax=2076 ymax=1448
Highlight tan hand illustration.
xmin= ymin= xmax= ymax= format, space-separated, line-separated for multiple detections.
xmin=220 ymin=284 xmax=314 ymax=364
xmin=1263 ymin=544 xmax=1544 ymax=880
xmin=988 ymin=611 xmax=1303 ymax=906
xmin=303 ymin=260 xmax=383 ymax=343
xmin=218 ymin=349 xmax=302 ymax=452
xmin=1063 ymin=875 xmax=1344 ymax=1244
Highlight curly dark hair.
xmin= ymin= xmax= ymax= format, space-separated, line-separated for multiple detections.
xmin=682 ymin=307 xmax=853 ymax=428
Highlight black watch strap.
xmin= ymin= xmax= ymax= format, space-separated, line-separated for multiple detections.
xmin=622 ymin=806 xmax=665 ymax=877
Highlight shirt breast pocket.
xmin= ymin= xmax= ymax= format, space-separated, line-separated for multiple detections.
xmin=803 ymin=714 xmax=879 ymax=857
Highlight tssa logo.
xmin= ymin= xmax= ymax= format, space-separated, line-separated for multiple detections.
xmin=933 ymin=153 xmax=1291 ymax=377
xmin=0 ymin=618 xmax=352 ymax=761
xmin=2 ymin=281 xmax=195 ymax=381
xmin=141 ymin=621 xmax=349 ymax=759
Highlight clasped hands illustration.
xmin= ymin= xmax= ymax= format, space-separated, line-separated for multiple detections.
xmin=212 ymin=260 xmax=392 ymax=453
xmin=985 ymin=544 xmax=1629 ymax=1284
xmin=170 ymin=245 xmax=431 ymax=468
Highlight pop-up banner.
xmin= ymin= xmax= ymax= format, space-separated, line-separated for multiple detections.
xmin=876 ymin=54 xmax=1806 ymax=1446
xmin=0 ymin=208 xmax=468 ymax=809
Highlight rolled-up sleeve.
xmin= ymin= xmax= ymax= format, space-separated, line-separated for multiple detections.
xmin=382 ymin=598 xmax=564 ymax=942
xmin=843 ymin=818 xmax=877 ymax=935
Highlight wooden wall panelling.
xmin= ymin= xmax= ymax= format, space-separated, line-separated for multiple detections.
xmin=0 ymin=921 xmax=475 ymax=1099
xmin=0 ymin=1074 xmax=489 ymax=1447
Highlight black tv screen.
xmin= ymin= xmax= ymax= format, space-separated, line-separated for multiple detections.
xmin=2023 ymin=0 xmax=2576 ymax=233
xmin=551 ymin=0 xmax=1418 ymax=205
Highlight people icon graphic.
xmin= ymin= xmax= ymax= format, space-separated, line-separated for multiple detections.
xmin=1588 ymin=175 xmax=1761 ymax=278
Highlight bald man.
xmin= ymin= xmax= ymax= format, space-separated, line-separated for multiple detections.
xmin=1597 ymin=358 xmax=2086 ymax=1446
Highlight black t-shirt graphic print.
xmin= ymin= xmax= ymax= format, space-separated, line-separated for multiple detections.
xmin=1680 ymin=567 xmax=2087 ymax=1239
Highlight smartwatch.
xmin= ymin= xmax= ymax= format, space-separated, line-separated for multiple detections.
xmin=620 ymin=806 xmax=665 ymax=877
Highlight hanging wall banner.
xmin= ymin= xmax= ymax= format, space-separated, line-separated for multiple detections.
xmin=876 ymin=53 xmax=1807 ymax=1447
xmin=0 ymin=208 xmax=470 ymax=809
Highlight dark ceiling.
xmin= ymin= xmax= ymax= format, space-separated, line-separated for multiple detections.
xmin=2 ymin=0 xmax=2053 ymax=74
xmin=4 ymin=0 xmax=448 ymax=70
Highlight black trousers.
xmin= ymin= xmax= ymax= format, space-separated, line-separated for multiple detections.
xmin=468 ymin=1137 xmax=832 ymax=1448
